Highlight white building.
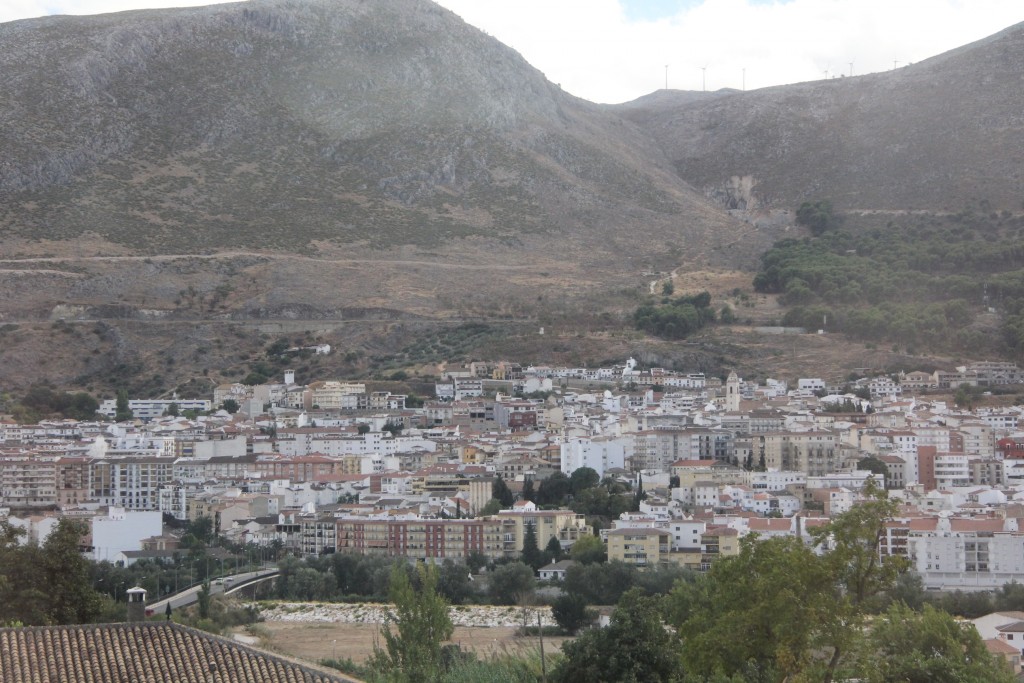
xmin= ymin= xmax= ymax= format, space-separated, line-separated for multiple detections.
xmin=906 ymin=516 xmax=1024 ymax=591
xmin=98 ymin=399 xmax=212 ymax=420
xmin=91 ymin=507 xmax=163 ymax=563
xmin=560 ymin=436 xmax=630 ymax=477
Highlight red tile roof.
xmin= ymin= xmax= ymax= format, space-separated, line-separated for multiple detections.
xmin=0 ymin=622 xmax=361 ymax=683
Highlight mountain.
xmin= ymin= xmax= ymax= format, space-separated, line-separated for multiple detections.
xmin=0 ymin=0 xmax=747 ymax=259
xmin=615 ymin=21 xmax=1024 ymax=213
xmin=0 ymin=0 xmax=779 ymax=392
xmin=0 ymin=1 xmax=1021 ymax=392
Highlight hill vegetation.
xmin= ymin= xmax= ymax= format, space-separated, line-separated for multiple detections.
xmin=754 ymin=205 xmax=1024 ymax=354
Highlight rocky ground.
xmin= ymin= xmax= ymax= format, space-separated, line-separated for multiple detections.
xmin=245 ymin=602 xmax=569 ymax=665
xmin=258 ymin=601 xmax=554 ymax=628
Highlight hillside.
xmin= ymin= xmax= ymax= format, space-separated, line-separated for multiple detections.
xmin=616 ymin=21 xmax=1024 ymax=213
xmin=0 ymin=0 xmax=750 ymax=259
xmin=1 ymin=2 xmax=1023 ymax=392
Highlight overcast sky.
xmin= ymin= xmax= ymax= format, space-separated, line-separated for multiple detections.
xmin=2 ymin=0 xmax=1022 ymax=103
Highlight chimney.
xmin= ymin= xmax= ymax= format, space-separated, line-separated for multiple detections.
xmin=126 ymin=586 xmax=148 ymax=622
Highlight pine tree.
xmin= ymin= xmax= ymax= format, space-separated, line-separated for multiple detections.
xmin=633 ymin=472 xmax=646 ymax=510
xmin=114 ymin=388 xmax=132 ymax=422
xmin=521 ymin=522 xmax=545 ymax=571
xmin=493 ymin=476 xmax=514 ymax=508
xmin=522 ymin=478 xmax=536 ymax=502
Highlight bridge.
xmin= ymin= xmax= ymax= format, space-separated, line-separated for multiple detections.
xmin=148 ymin=568 xmax=279 ymax=615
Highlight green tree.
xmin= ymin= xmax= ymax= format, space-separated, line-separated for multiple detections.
xmin=551 ymin=593 xmax=596 ymax=635
xmin=357 ymin=423 xmax=371 ymax=435
xmin=114 ymin=388 xmax=132 ymax=421
xmin=669 ymin=535 xmax=833 ymax=681
xmin=856 ymin=456 xmax=888 ymax=483
xmin=197 ymin=581 xmax=211 ymax=619
xmin=436 ymin=560 xmax=473 ymax=605
xmin=796 ymin=199 xmax=838 ymax=236
xmin=544 ymin=536 xmax=563 ymax=563
xmin=486 ymin=562 xmax=535 ymax=605
xmin=569 ymin=467 xmax=600 ymax=495
xmin=995 ymin=581 xmax=1024 ymax=612
xmin=521 ymin=522 xmax=544 ymax=571
xmin=478 ymin=499 xmax=502 ymax=516
xmin=569 ymin=535 xmax=606 ymax=565
xmin=537 ymin=471 xmax=572 ymax=505
xmin=41 ymin=519 xmax=102 ymax=625
xmin=521 ymin=478 xmax=536 ymax=503
xmin=370 ymin=563 xmax=454 ymax=683
xmin=633 ymin=472 xmax=646 ymax=510
xmin=492 ymin=476 xmax=515 ymax=508
xmin=164 ymin=402 xmax=180 ymax=417
xmin=668 ymin=480 xmax=907 ymax=683
xmin=466 ymin=551 xmax=488 ymax=575
xmin=564 ymin=561 xmax=636 ymax=606
xmin=221 ymin=399 xmax=239 ymax=414
xmin=183 ymin=516 xmax=214 ymax=547
xmin=552 ymin=588 xmax=680 ymax=683
xmin=0 ymin=518 xmax=103 ymax=626
xmin=858 ymin=603 xmax=1015 ymax=683
xmin=242 ymin=372 xmax=268 ymax=386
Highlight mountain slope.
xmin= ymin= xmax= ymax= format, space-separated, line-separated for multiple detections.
xmin=0 ymin=0 xmax=748 ymax=261
xmin=616 ymin=22 xmax=1024 ymax=212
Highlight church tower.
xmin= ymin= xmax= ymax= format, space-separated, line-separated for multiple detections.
xmin=725 ymin=371 xmax=741 ymax=412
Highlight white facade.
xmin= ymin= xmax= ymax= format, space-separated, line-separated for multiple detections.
xmin=98 ymin=399 xmax=211 ymax=420
xmin=91 ymin=508 xmax=163 ymax=563
xmin=560 ymin=436 xmax=629 ymax=477
xmin=907 ymin=520 xmax=1024 ymax=590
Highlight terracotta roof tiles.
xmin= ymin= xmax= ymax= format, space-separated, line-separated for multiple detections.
xmin=0 ymin=622 xmax=361 ymax=683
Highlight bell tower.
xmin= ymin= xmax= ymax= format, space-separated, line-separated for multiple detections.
xmin=725 ymin=371 xmax=741 ymax=412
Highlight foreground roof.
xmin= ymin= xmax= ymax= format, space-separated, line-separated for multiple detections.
xmin=0 ymin=622 xmax=360 ymax=683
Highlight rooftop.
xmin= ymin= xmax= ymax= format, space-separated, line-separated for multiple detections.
xmin=0 ymin=621 xmax=360 ymax=683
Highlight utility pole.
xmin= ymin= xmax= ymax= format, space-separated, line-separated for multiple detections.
xmin=849 ymin=62 xmax=853 ymax=77
xmin=742 ymin=67 xmax=745 ymax=91
xmin=538 ymin=611 xmax=547 ymax=682
xmin=701 ymin=66 xmax=706 ymax=92
xmin=664 ymin=64 xmax=668 ymax=90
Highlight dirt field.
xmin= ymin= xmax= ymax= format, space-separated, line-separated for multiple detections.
xmin=241 ymin=621 xmax=572 ymax=666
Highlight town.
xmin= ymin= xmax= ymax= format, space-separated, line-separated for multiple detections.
xmin=6 ymin=356 xmax=1024 ymax=677
xmin=2 ymin=358 xmax=1024 ymax=586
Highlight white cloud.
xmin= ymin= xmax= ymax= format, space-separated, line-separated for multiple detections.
xmin=1 ymin=0 xmax=1021 ymax=104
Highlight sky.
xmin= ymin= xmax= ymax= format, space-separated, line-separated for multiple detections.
xmin=2 ymin=0 xmax=1022 ymax=104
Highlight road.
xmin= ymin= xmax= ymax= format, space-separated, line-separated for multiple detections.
xmin=0 ymin=251 xmax=535 ymax=270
